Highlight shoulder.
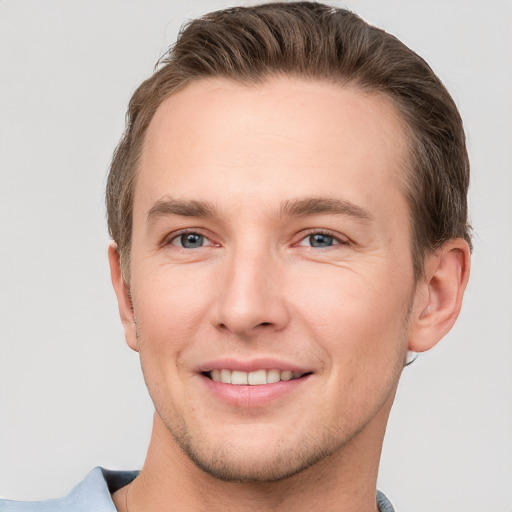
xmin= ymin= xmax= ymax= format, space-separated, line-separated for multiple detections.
xmin=377 ymin=490 xmax=396 ymax=512
xmin=0 ymin=467 xmax=139 ymax=512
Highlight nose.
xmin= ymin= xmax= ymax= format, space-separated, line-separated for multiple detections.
xmin=214 ymin=245 xmax=290 ymax=336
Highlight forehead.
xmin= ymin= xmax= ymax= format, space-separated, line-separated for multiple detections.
xmin=136 ymin=77 xmax=410 ymax=220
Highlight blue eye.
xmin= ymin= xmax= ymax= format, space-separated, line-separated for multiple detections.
xmin=308 ymin=233 xmax=336 ymax=247
xmin=172 ymin=232 xmax=205 ymax=248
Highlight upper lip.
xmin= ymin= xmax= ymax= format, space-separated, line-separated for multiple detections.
xmin=197 ymin=358 xmax=311 ymax=374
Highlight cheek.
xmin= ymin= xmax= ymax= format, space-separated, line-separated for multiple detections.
xmin=132 ymin=265 xmax=214 ymax=336
xmin=289 ymin=264 xmax=412 ymax=362
xmin=131 ymin=272 xmax=205 ymax=405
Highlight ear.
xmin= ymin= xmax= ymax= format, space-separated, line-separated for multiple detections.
xmin=108 ymin=242 xmax=139 ymax=352
xmin=408 ymin=239 xmax=471 ymax=352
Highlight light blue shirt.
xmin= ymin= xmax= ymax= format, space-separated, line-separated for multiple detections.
xmin=0 ymin=467 xmax=395 ymax=511
xmin=0 ymin=468 xmax=138 ymax=511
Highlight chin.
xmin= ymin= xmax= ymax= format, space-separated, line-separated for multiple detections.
xmin=180 ymin=441 xmax=331 ymax=483
xmin=166 ymin=418 xmax=346 ymax=483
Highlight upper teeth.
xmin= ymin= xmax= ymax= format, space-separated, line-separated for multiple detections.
xmin=209 ymin=369 xmax=303 ymax=385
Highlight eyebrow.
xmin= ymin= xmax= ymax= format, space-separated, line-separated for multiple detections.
xmin=146 ymin=196 xmax=374 ymax=224
xmin=147 ymin=197 xmax=216 ymax=224
xmin=279 ymin=197 xmax=373 ymax=221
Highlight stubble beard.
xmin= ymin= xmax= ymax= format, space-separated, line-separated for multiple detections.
xmin=136 ymin=293 xmax=414 ymax=484
xmin=163 ymin=415 xmax=351 ymax=483
xmin=149 ymin=372 xmax=402 ymax=484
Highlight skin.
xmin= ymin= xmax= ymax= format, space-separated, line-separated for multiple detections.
xmin=109 ymin=77 xmax=470 ymax=512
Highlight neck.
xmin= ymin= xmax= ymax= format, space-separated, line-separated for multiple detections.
xmin=114 ymin=401 xmax=392 ymax=512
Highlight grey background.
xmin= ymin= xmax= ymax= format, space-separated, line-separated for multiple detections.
xmin=1 ymin=1 xmax=511 ymax=510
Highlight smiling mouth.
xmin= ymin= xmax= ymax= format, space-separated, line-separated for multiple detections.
xmin=203 ymin=369 xmax=311 ymax=385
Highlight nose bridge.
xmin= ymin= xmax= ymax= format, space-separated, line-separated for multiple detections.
xmin=215 ymin=237 xmax=289 ymax=335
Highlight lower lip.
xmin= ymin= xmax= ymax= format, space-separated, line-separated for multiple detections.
xmin=200 ymin=374 xmax=310 ymax=408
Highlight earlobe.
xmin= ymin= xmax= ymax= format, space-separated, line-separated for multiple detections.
xmin=408 ymin=239 xmax=471 ymax=353
xmin=108 ymin=242 xmax=139 ymax=352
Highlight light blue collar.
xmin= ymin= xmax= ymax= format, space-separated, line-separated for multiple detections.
xmin=0 ymin=467 xmax=138 ymax=511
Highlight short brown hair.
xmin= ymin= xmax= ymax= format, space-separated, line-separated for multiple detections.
xmin=106 ymin=1 xmax=471 ymax=282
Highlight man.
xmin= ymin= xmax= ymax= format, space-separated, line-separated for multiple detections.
xmin=1 ymin=2 xmax=471 ymax=511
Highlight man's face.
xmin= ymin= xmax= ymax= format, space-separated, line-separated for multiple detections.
xmin=123 ymin=77 xmax=418 ymax=481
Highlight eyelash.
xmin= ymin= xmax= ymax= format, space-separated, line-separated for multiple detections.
xmin=164 ymin=229 xmax=217 ymax=249
xmin=296 ymin=229 xmax=350 ymax=248
xmin=164 ymin=228 xmax=349 ymax=250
